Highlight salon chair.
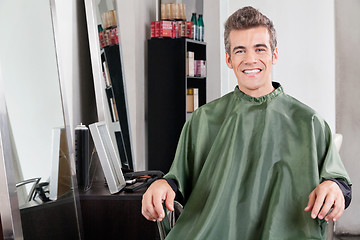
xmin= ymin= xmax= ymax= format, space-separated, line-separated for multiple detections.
xmin=157 ymin=200 xmax=183 ymax=240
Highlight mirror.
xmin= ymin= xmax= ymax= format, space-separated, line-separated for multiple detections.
xmin=85 ymin=0 xmax=135 ymax=172
xmin=0 ymin=0 xmax=81 ymax=239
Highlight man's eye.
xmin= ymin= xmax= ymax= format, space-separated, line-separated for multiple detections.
xmin=256 ymin=48 xmax=266 ymax=52
xmin=235 ymin=50 xmax=244 ymax=54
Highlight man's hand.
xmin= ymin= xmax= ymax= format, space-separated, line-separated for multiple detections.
xmin=304 ymin=180 xmax=345 ymax=222
xmin=142 ymin=179 xmax=175 ymax=222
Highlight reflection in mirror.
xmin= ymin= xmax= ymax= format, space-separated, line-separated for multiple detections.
xmin=85 ymin=0 xmax=135 ymax=172
xmin=0 ymin=0 xmax=80 ymax=239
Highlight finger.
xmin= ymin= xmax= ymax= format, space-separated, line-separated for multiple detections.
xmin=143 ymin=191 xmax=162 ymax=221
xmin=325 ymin=206 xmax=339 ymax=222
xmin=165 ymin=190 xmax=175 ymax=211
xmin=153 ymin=194 xmax=165 ymax=221
xmin=318 ymin=196 xmax=334 ymax=220
xmin=326 ymin=198 xmax=344 ymax=222
xmin=304 ymin=191 xmax=316 ymax=212
xmin=311 ymin=193 xmax=326 ymax=219
xmin=142 ymin=193 xmax=158 ymax=221
xmin=332 ymin=205 xmax=345 ymax=222
xmin=142 ymin=208 xmax=157 ymax=221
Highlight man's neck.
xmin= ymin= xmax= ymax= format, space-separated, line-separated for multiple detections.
xmin=239 ymin=83 xmax=275 ymax=98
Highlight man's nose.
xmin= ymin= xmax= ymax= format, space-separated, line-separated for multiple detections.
xmin=244 ymin=52 xmax=257 ymax=64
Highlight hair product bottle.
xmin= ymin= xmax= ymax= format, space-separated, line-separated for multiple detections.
xmin=191 ymin=13 xmax=197 ymax=40
xmin=197 ymin=14 xmax=204 ymax=41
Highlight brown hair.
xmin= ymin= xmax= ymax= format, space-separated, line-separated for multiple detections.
xmin=224 ymin=6 xmax=277 ymax=55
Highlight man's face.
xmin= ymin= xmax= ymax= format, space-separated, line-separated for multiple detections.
xmin=226 ymin=26 xmax=278 ymax=97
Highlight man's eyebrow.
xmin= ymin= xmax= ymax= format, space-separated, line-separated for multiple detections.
xmin=232 ymin=44 xmax=268 ymax=53
xmin=254 ymin=44 xmax=268 ymax=48
xmin=232 ymin=46 xmax=245 ymax=53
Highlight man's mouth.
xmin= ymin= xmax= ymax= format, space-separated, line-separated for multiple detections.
xmin=242 ymin=69 xmax=261 ymax=74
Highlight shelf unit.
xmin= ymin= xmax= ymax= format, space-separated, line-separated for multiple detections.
xmin=148 ymin=38 xmax=207 ymax=173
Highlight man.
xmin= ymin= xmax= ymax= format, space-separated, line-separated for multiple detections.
xmin=142 ymin=6 xmax=351 ymax=239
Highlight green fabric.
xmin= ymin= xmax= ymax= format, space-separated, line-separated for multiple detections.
xmin=164 ymin=84 xmax=351 ymax=240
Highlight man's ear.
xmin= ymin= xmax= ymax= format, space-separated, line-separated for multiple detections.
xmin=226 ymin=52 xmax=233 ymax=69
xmin=272 ymin=47 xmax=279 ymax=65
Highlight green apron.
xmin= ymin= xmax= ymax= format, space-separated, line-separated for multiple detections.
xmin=165 ymin=84 xmax=351 ymax=240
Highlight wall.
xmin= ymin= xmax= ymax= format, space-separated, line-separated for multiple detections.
xmin=203 ymin=0 xmax=224 ymax=102
xmin=181 ymin=0 xmax=203 ymax=19
xmin=334 ymin=0 xmax=360 ymax=235
xmin=116 ymin=0 xmax=155 ymax=171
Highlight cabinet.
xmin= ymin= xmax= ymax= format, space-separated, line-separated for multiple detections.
xmin=148 ymin=38 xmax=207 ymax=173
xmin=19 ymin=197 xmax=79 ymax=240
xmin=80 ymin=181 xmax=159 ymax=240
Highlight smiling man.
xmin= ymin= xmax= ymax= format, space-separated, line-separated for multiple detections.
xmin=225 ymin=27 xmax=278 ymax=97
xmin=142 ymin=6 xmax=352 ymax=239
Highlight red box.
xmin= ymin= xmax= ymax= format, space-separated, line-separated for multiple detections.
xmin=155 ymin=21 xmax=160 ymax=38
xmin=159 ymin=21 xmax=173 ymax=38
xmin=186 ymin=21 xmax=192 ymax=38
xmin=104 ymin=29 xmax=111 ymax=47
xmin=110 ymin=27 xmax=118 ymax=45
xmin=172 ymin=21 xmax=179 ymax=38
xmin=99 ymin=31 xmax=105 ymax=48
xmin=151 ymin=22 xmax=155 ymax=38
xmin=179 ymin=21 xmax=186 ymax=38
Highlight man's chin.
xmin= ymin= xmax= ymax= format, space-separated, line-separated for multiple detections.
xmin=237 ymin=82 xmax=273 ymax=97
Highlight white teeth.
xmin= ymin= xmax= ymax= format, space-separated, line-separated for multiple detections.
xmin=243 ymin=69 xmax=260 ymax=74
